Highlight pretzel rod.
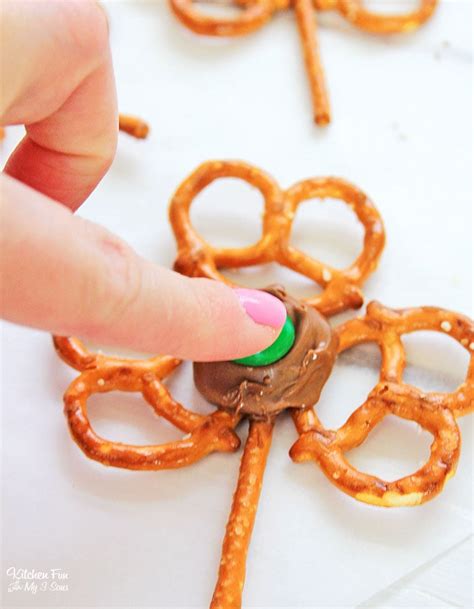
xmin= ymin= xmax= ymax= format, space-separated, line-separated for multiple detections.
xmin=295 ymin=0 xmax=330 ymax=126
xmin=118 ymin=114 xmax=149 ymax=139
xmin=211 ymin=419 xmax=274 ymax=608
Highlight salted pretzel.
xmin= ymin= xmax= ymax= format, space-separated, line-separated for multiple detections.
xmin=291 ymin=301 xmax=474 ymax=507
xmin=170 ymin=159 xmax=385 ymax=316
xmin=53 ymin=336 xmax=241 ymax=469
xmin=169 ymin=0 xmax=438 ymax=125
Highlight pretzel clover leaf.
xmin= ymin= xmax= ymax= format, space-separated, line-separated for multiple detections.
xmin=169 ymin=160 xmax=385 ymax=316
xmin=53 ymin=336 xmax=241 ymax=469
xmin=290 ymin=302 xmax=474 ymax=506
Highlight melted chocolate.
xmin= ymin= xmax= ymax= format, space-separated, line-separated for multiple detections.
xmin=194 ymin=286 xmax=338 ymax=420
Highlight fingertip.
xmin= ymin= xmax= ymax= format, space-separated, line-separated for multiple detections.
xmin=179 ymin=280 xmax=284 ymax=362
xmin=232 ymin=288 xmax=287 ymax=330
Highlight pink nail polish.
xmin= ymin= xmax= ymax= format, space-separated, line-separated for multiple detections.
xmin=233 ymin=288 xmax=286 ymax=329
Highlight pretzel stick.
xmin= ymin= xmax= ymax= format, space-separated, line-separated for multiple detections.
xmin=295 ymin=0 xmax=330 ymax=126
xmin=211 ymin=419 xmax=274 ymax=608
xmin=118 ymin=114 xmax=149 ymax=139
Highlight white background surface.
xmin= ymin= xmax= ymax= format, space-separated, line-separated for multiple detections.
xmin=1 ymin=1 xmax=472 ymax=607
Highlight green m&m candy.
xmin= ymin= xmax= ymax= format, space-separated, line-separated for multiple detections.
xmin=233 ymin=315 xmax=296 ymax=367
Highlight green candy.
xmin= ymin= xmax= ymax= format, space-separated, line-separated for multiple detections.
xmin=233 ymin=315 xmax=296 ymax=367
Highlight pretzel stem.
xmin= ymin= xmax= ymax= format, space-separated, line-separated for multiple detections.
xmin=118 ymin=114 xmax=149 ymax=139
xmin=210 ymin=419 xmax=274 ymax=609
xmin=294 ymin=0 xmax=330 ymax=126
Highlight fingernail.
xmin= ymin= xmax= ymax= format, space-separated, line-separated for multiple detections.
xmin=233 ymin=288 xmax=286 ymax=329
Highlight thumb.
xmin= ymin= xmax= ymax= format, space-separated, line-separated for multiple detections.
xmin=0 ymin=175 xmax=286 ymax=361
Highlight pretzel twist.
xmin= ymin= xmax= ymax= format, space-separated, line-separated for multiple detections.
xmin=169 ymin=1 xmax=438 ymax=124
xmin=169 ymin=160 xmax=385 ymax=316
xmin=290 ymin=301 xmax=474 ymax=506
xmin=53 ymin=336 xmax=241 ymax=470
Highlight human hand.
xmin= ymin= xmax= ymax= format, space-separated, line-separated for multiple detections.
xmin=0 ymin=0 xmax=285 ymax=361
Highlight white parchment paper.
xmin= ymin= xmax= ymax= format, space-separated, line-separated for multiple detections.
xmin=1 ymin=1 xmax=472 ymax=607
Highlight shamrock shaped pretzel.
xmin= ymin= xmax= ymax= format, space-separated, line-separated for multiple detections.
xmin=54 ymin=159 xmax=473 ymax=608
xmin=169 ymin=160 xmax=473 ymax=508
xmin=170 ymin=0 xmax=438 ymax=124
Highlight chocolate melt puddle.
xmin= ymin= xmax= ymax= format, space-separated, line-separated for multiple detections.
xmin=194 ymin=286 xmax=338 ymax=420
